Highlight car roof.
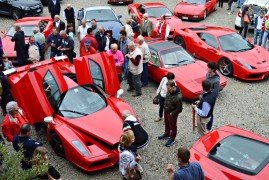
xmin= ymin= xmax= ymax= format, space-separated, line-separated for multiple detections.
xmin=148 ymin=41 xmax=178 ymax=51
xmin=140 ymin=2 xmax=165 ymax=8
xmin=83 ymin=6 xmax=112 ymax=11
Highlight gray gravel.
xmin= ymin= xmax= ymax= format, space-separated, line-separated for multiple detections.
xmin=1 ymin=0 xmax=269 ymax=180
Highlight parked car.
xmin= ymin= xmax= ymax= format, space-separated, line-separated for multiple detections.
xmin=174 ymin=0 xmax=217 ymax=20
xmin=5 ymin=53 xmax=135 ymax=172
xmin=235 ymin=0 xmax=269 ymax=29
xmin=108 ymin=0 xmax=133 ymax=5
xmin=0 ymin=0 xmax=43 ymax=20
xmin=77 ymin=6 xmax=123 ymax=39
xmin=147 ymin=40 xmax=226 ymax=100
xmin=128 ymin=2 xmax=183 ymax=38
xmin=173 ymin=24 xmax=269 ymax=80
xmin=1 ymin=16 xmax=53 ymax=65
xmin=190 ymin=125 xmax=269 ymax=179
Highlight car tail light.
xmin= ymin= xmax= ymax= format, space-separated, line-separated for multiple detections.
xmin=238 ymin=10 xmax=242 ymax=17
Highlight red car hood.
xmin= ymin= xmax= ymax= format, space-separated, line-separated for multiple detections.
xmin=227 ymin=46 xmax=269 ymax=69
xmin=175 ymin=2 xmax=205 ymax=14
xmin=151 ymin=16 xmax=183 ymax=32
xmin=66 ymin=105 xmax=123 ymax=146
xmin=2 ymin=36 xmax=16 ymax=57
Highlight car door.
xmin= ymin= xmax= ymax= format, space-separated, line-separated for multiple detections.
xmin=0 ymin=0 xmax=10 ymax=15
xmin=74 ymin=52 xmax=120 ymax=96
xmin=194 ymin=32 xmax=221 ymax=63
xmin=136 ymin=5 xmax=145 ymax=22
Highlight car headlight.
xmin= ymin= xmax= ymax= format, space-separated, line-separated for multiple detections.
xmin=235 ymin=58 xmax=253 ymax=70
xmin=71 ymin=140 xmax=89 ymax=157
xmin=21 ymin=6 xmax=30 ymax=10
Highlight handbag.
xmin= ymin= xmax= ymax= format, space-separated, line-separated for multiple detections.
xmin=244 ymin=14 xmax=250 ymax=24
xmin=127 ymin=164 xmax=142 ymax=180
xmin=153 ymin=94 xmax=160 ymax=105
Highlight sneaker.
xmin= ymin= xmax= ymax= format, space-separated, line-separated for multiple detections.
xmin=228 ymin=12 xmax=232 ymax=15
xmin=158 ymin=134 xmax=169 ymax=140
xmin=165 ymin=139 xmax=175 ymax=147
xmin=154 ymin=117 xmax=162 ymax=122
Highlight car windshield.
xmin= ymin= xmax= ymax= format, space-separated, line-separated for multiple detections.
xmin=57 ymin=86 xmax=106 ymax=118
xmin=241 ymin=4 xmax=268 ymax=15
xmin=6 ymin=26 xmax=35 ymax=37
xmin=85 ymin=9 xmax=117 ymax=22
xmin=183 ymin=0 xmax=205 ymax=5
xmin=208 ymin=135 xmax=269 ymax=175
xmin=160 ymin=47 xmax=195 ymax=68
xmin=218 ymin=33 xmax=254 ymax=52
xmin=147 ymin=7 xmax=173 ymax=18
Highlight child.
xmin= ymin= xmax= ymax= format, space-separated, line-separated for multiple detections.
xmin=66 ymin=24 xmax=74 ymax=39
xmin=2 ymin=54 xmax=14 ymax=70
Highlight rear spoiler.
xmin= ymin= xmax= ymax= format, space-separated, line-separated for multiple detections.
xmin=3 ymin=55 xmax=69 ymax=76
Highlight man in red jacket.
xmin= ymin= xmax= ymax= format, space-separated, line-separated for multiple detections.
xmin=156 ymin=15 xmax=170 ymax=40
xmin=1 ymin=101 xmax=28 ymax=142
xmin=80 ymin=27 xmax=98 ymax=51
xmin=80 ymin=40 xmax=96 ymax=56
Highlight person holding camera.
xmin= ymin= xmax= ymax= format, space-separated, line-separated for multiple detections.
xmin=192 ymin=80 xmax=216 ymax=137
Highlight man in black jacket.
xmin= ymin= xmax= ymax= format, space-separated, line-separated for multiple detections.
xmin=95 ymin=26 xmax=106 ymax=52
xmin=53 ymin=15 xmax=65 ymax=32
xmin=192 ymin=80 xmax=216 ymax=137
xmin=48 ymin=0 xmax=61 ymax=19
xmin=63 ymin=4 xmax=76 ymax=34
xmin=11 ymin=25 xmax=25 ymax=66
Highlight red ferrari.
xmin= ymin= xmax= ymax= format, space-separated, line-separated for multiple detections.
xmin=190 ymin=125 xmax=269 ymax=179
xmin=108 ymin=0 xmax=133 ymax=4
xmin=174 ymin=0 xmax=217 ymax=20
xmin=173 ymin=24 xmax=269 ymax=80
xmin=147 ymin=40 xmax=227 ymax=100
xmin=1 ymin=17 xmax=53 ymax=65
xmin=128 ymin=2 xmax=183 ymax=38
xmin=5 ymin=53 xmax=135 ymax=172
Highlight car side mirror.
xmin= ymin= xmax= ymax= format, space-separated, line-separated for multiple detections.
xmin=44 ymin=116 xmax=55 ymax=124
xmin=116 ymin=89 xmax=124 ymax=98
xmin=118 ymin=15 xmax=122 ymax=19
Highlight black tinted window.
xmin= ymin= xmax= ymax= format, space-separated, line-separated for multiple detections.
xmin=198 ymin=33 xmax=219 ymax=50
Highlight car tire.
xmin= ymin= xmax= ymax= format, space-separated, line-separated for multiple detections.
xmin=174 ymin=36 xmax=186 ymax=48
xmin=218 ymin=58 xmax=233 ymax=77
xmin=12 ymin=10 xmax=21 ymax=21
xmin=203 ymin=10 xmax=207 ymax=20
xmin=50 ymin=132 xmax=65 ymax=157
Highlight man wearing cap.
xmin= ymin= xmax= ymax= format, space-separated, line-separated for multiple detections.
xmin=80 ymin=28 xmax=98 ymax=51
xmin=80 ymin=39 xmax=96 ymax=56
xmin=140 ymin=13 xmax=154 ymax=37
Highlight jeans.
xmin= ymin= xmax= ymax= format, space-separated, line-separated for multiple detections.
xmin=50 ymin=51 xmax=62 ymax=58
xmin=227 ymin=0 xmax=233 ymax=9
xmin=238 ymin=0 xmax=243 ymax=7
xmin=239 ymin=25 xmax=249 ymax=38
xmin=16 ymin=50 xmax=25 ymax=66
xmin=164 ymin=111 xmax=178 ymax=140
xmin=127 ymin=71 xmax=142 ymax=95
xmin=261 ymin=31 xmax=269 ymax=49
xmin=206 ymin=114 xmax=214 ymax=130
xmin=254 ymin=29 xmax=263 ymax=46
xmin=141 ymin=62 xmax=148 ymax=86
xmin=123 ymin=57 xmax=129 ymax=79
xmin=159 ymin=95 xmax=165 ymax=118
xmin=230 ymin=2 xmax=236 ymax=13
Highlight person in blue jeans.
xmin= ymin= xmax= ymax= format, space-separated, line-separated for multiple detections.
xmin=254 ymin=11 xmax=264 ymax=46
xmin=237 ymin=0 xmax=243 ymax=8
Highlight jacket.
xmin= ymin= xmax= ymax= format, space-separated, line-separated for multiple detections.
xmin=106 ymin=49 xmax=124 ymax=67
xmin=118 ymin=37 xmax=131 ymax=55
xmin=164 ymin=86 xmax=183 ymax=116
xmin=206 ymin=73 xmax=220 ymax=97
xmin=95 ymin=32 xmax=106 ymax=52
xmin=47 ymin=32 xmax=62 ymax=52
xmin=138 ymin=41 xmax=151 ymax=63
xmin=262 ymin=14 xmax=269 ymax=32
xmin=140 ymin=19 xmax=154 ymax=36
xmin=24 ymin=42 xmax=41 ymax=63
xmin=131 ymin=20 xmax=140 ymax=32
xmin=197 ymin=91 xmax=216 ymax=118
xmin=48 ymin=0 xmax=61 ymax=16
xmin=128 ymin=47 xmax=143 ymax=75
xmin=80 ymin=34 xmax=98 ymax=50
xmin=11 ymin=30 xmax=25 ymax=51
xmin=254 ymin=16 xmax=264 ymax=30
xmin=157 ymin=20 xmax=170 ymax=40
xmin=53 ymin=20 xmax=66 ymax=32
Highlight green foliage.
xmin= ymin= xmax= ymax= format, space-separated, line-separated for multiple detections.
xmin=0 ymin=143 xmax=48 ymax=180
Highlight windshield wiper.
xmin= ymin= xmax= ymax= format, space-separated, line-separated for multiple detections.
xmin=165 ymin=63 xmax=179 ymax=66
xmin=178 ymin=60 xmax=190 ymax=64
xmin=225 ymin=49 xmax=239 ymax=52
xmin=238 ymin=48 xmax=251 ymax=52
xmin=59 ymin=110 xmax=88 ymax=116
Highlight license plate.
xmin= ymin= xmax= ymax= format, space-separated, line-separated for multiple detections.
xmin=37 ymin=9 xmax=41 ymax=12
xmin=119 ymin=2 xmax=123 ymax=3
xmin=182 ymin=16 xmax=188 ymax=20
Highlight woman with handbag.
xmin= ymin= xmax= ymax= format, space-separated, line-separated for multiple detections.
xmin=239 ymin=6 xmax=251 ymax=38
xmin=119 ymin=130 xmax=143 ymax=180
xmin=154 ymin=72 xmax=175 ymax=122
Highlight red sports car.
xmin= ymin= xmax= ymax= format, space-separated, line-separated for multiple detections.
xmin=147 ymin=40 xmax=227 ymax=100
xmin=1 ymin=17 xmax=53 ymax=65
xmin=108 ymin=0 xmax=133 ymax=5
xmin=174 ymin=0 xmax=217 ymax=20
xmin=190 ymin=125 xmax=269 ymax=179
xmin=128 ymin=2 xmax=183 ymax=38
xmin=173 ymin=24 xmax=269 ymax=80
xmin=5 ymin=53 xmax=135 ymax=172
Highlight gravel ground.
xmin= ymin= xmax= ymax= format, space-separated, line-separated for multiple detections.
xmin=1 ymin=0 xmax=269 ymax=180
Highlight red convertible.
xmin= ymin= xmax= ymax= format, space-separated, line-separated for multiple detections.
xmin=174 ymin=0 xmax=217 ymax=20
xmin=108 ymin=0 xmax=133 ymax=4
xmin=128 ymin=2 xmax=183 ymax=38
xmin=5 ymin=53 xmax=135 ymax=172
xmin=1 ymin=17 xmax=53 ymax=65
xmin=190 ymin=125 xmax=269 ymax=179
xmin=173 ymin=24 xmax=269 ymax=80
xmin=147 ymin=40 xmax=227 ymax=100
